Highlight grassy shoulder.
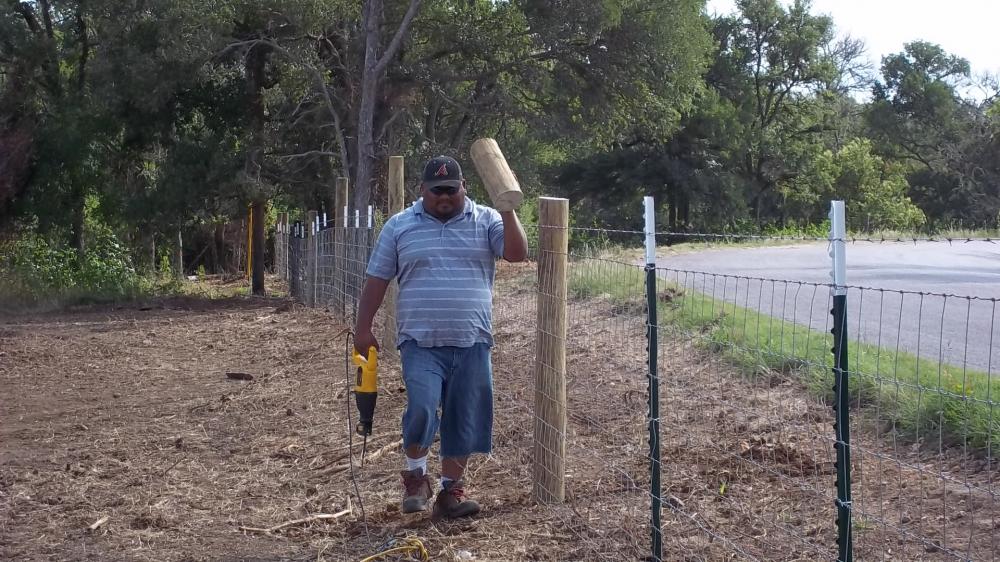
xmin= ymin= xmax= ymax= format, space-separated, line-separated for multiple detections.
xmin=567 ymin=252 xmax=1000 ymax=453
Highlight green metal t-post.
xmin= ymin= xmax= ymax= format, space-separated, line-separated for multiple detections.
xmin=829 ymin=201 xmax=853 ymax=562
xmin=643 ymin=196 xmax=662 ymax=562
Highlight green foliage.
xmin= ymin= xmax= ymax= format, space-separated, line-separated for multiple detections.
xmin=157 ymin=254 xmax=182 ymax=293
xmin=159 ymin=254 xmax=173 ymax=278
xmin=832 ymin=139 xmax=925 ymax=230
xmin=709 ymin=0 xmax=838 ymax=221
xmin=0 ymin=226 xmax=143 ymax=306
xmin=866 ymin=41 xmax=998 ymax=224
xmin=761 ymin=219 xmax=830 ymax=239
xmin=2 ymin=0 xmax=999 ymax=280
xmin=2 ymin=232 xmax=78 ymax=295
xmin=2 ymin=195 xmax=143 ymax=304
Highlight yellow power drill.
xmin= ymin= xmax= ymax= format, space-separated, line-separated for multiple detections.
xmin=352 ymin=346 xmax=378 ymax=437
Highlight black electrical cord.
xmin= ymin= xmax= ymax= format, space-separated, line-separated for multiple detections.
xmin=345 ymin=331 xmax=370 ymax=543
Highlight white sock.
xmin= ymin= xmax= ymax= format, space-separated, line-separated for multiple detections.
xmin=405 ymin=454 xmax=428 ymax=475
xmin=440 ymin=476 xmax=455 ymax=489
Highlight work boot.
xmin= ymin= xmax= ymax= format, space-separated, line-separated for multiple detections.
xmin=400 ymin=469 xmax=433 ymax=513
xmin=432 ymin=480 xmax=481 ymax=520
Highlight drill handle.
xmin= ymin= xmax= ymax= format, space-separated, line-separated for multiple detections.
xmin=352 ymin=346 xmax=378 ymax=368
xmin=352 ymin=346 xmax=378 ymax=394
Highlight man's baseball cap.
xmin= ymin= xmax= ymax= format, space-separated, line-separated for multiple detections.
xmin=421 ymin=156 xmax=463 ymax=188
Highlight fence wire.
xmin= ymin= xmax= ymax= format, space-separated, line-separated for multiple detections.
xmin=658 ymin=239 xmax=1000 ymax=561
xmin=280 ymin=216 xmax=999 ymax=561
xmin=651 ymin=266 xmax=838 ymax=560
xmin=481 ymin=227 xmax=653 ymax=560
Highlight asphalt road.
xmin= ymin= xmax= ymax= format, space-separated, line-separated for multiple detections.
xmin=655 ymin=242 xmax=1000 ymax=373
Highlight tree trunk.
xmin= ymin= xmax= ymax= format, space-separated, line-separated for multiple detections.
xmin=175 ymin=228 xmax=183 ymax=279
xmin=242 ymin=30 xmax=273 ymax=291
xmin=70 ymin=189 xmax=85 ymax=255
xmin=680 ymin=193 xmax=690 ymax=228
xmin=251 ymin=199 xmax=266 ymax=295
xmin=355 ymin=0 xmax=383 ymax=211
xmin=355 ymin=0 xmax=423 ymax=210
xmin=211 ymin=223 xmax=223 ymax=274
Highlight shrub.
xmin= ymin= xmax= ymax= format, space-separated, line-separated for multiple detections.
xmin=0 ymin=227 xmax=144 ymax=307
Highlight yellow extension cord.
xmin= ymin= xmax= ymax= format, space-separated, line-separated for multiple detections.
xmin=358 ymin=537 xmax=430 ymax=562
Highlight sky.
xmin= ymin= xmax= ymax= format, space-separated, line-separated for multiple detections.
xmin=706 ymin=0 xmax=1000 ymax=81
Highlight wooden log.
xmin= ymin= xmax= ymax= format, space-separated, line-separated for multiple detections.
xmin=470 ymin=138 xmax=523 ymax=212
xmin=534 ymin=197 xmax=568 ymax=503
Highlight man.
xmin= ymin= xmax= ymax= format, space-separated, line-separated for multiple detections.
xmin=353 ymin=155 xmax=528 ymax=519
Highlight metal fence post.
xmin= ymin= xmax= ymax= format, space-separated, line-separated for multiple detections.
xmin=643 ymin=196 xmax=662 ymax=562
xmin=307 ymin=211 xmax=318 ymax=307
xmin=829 ymin=200 xmax=853 ymax=562
xmin=290 ymin=221 xmax=302 ymax=301
xmin=278 ymin=213 xmax=288 ymax=280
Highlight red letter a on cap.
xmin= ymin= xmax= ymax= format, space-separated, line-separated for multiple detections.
xmin=434 ymin=163 xmax=449 ymax=177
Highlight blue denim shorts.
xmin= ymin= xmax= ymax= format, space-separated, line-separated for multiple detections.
xmin=399 ymin=340 xmax=493 ymax=458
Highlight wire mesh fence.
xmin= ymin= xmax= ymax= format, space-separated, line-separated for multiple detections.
xmin=653 ymin=235 xmax=1000 ymax=560
xmin=491 ymin=235 xmax=654 ymax=559
xmin=847 ymin=284 xmax=999 ymax=561
xmin=278 ymin=200 xmax=999 ymax=561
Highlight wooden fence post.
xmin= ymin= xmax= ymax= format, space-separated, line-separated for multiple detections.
xmin=534 ymin=196 xmax=569 ymax=503
xmin=384 ymin=156 xmax=405 ymax=359
xmin=335 ymin=177 xmax=349 ymax=317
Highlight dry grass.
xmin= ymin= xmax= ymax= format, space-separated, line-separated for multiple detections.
xmin=0 ymin=270 xmax=996 ymax=561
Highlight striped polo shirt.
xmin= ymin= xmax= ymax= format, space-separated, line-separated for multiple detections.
xmin=366 ymin=197 xmax=505 ymax=348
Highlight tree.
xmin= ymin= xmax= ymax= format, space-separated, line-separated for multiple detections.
xmin=1 ymin=0 xmax=96 ymax=250
xmin=708 ymin=0 xmax=838 ymax=222
xmin=557 ymin=0 xmax=867 ymax=231
xmin=866 ymin=41 xmax=1000 ymax=224
xmin=833 ymin=139 xmax=924 ymax=230
xmin=355 ymin=0 xmax=422 ymax=209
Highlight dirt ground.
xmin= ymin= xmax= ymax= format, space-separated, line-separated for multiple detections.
xmin=1 ymin=268 xmax=997 ymax=561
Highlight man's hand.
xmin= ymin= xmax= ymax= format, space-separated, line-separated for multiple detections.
xmin=470 ymin=137 xmax=524 ymax=212
xmin=353 ymin=328 xmax=380 ymax=356
xmin=354 ymin=276 xmax=391 ymax=355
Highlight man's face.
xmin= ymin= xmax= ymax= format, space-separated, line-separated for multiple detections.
xmin=421 ymin=181 xmax=466 ymax=220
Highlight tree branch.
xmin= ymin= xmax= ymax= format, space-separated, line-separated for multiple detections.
xmin=14 ymin=2 xmax=41 ymax=35
xmin=75 ymin=4 xmax=89 ymax=93
xmin=272 ymin=150 xmax=339 ymax=160
xmin=373 ymin=0 xmax=423 ymax=76
xmin=375 ymin=107 xmax=410 ymax=144
xmin=221 ymin=39 xmax=351 ymax=174
xmin=37 ymin=0 xmax=54 ymax=40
